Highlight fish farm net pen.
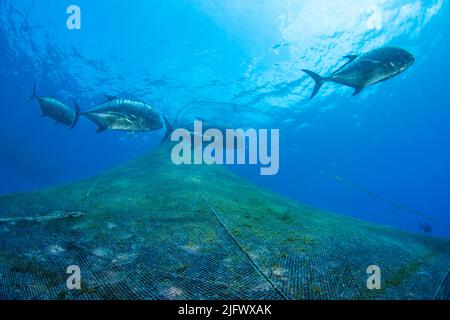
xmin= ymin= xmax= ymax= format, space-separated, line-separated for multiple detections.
xmin=321 ymin=171 xmax=450 ymax=230
xmin=433 ymin=270 xmax=450 ymax=300
xmin=86 ymin=177 xmax=101 ymax=198
xmin=201 ymin=197 xmax=288 ymax=300
xmin=0 ymin=146 xmax=448 ymax=299
xmin=174 ymin=100 xmax=273 ymax=125
xmin=0 ymin=211 xmax=85 ymax=223
xmin=188 ymin=174 xmax=288 ymax=300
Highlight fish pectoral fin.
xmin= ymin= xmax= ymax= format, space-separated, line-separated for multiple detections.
xmin=126 ymin=114 xmax=139 ymax=122
xmin=352 ymin=86 xmax=364 ymax=96
xmin=107 ymin=111 xmax=133 ymax=120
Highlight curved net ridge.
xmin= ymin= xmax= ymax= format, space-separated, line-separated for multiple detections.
xmin=0 ymin=145 xmax=448 ymax=300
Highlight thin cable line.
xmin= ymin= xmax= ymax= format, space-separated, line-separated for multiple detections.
xmin=188 ymin=172 xmax=287 ymax=298
xmin=202 ymin=197 xmax=288 ymax=300
xmin=434 ymin=270 xmax=450 ymax=300
xmin=322 ymin=171 xmax=450 ymax=230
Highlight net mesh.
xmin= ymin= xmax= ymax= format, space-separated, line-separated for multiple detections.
xmin=0 ymin=146 xmax=449 ymax=300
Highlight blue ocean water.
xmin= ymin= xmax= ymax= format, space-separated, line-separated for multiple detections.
xmin=0 ymin=0 xmax=449 ymax=238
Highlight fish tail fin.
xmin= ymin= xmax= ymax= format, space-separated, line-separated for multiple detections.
xmin=27 ymin=82 xmax=37 ymax=102
xmin=302 ymin=69 xmax=327 ymax=100
xmin=70 ymin=100 xmax=81 ymax=129
xmin=162 ymin=116 xmax=174 ymax=143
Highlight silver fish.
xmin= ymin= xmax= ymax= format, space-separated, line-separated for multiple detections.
xmin=302 ymin=47 xmax=415 ymax=99
xmin=27 ymin=83 xmax=80 ymax=128
xmin=81 ymin=97 xmax=170 ymax=137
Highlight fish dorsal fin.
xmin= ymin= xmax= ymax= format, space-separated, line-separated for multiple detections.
xmin=344 ymin=55 xmax=359 ymax=62
xmin=125 ymin=114 xmax=139 ymax=122
xmin=105 ymin=95 xmax=119 ymax=101
xmin=331 ymin=55 xmax=359 ymax=75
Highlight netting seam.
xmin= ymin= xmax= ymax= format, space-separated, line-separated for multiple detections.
xmin=201 ymin=197 xmax=288 ymax=300
xmin=434 ymin=269 xmax=450 ymax=300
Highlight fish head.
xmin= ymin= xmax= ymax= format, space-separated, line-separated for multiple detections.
xmin=390 ymin=48 xmax=415 ymax=73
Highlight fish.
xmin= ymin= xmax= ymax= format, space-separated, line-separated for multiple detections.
xmin=167 ymin=100 xmax=276 ymax=149
xmin=302 ymin=47 xmax=415 ymax=99
xmin=27 ymin=83 xmax=80 ymax=128
xmin=81 ymin=96 xmax=173 ymax=140
xmin=419 ymin=221 xmax=433 ymax=234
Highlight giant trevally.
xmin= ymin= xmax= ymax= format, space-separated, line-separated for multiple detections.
xmin=172 ymin=100 xmax=275 ymax=149
xmin=81 ymin=97 xmax=173 ymax=140
xmin=27 ymin=83 xmax=80 ymax=128
xmin=302 ymin=47 xmax=415 ymax=99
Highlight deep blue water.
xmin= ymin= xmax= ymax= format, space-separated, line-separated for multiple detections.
xmin=0 ymin=0 xmax=449 ymax=237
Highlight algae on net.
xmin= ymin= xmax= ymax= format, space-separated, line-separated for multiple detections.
xmin=0 ymin=145 xmax=448 ymax=300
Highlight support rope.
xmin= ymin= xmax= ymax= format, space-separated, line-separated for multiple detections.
xmin=187 ymin=170 xmax=287 ymax=299
xmin=322 ymin=171 xmax=450 ymax=230
xmin=434 ymin=270 xmax=450 ymax=300
xmin=202 ymin=197 xmax=288 ymax=300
